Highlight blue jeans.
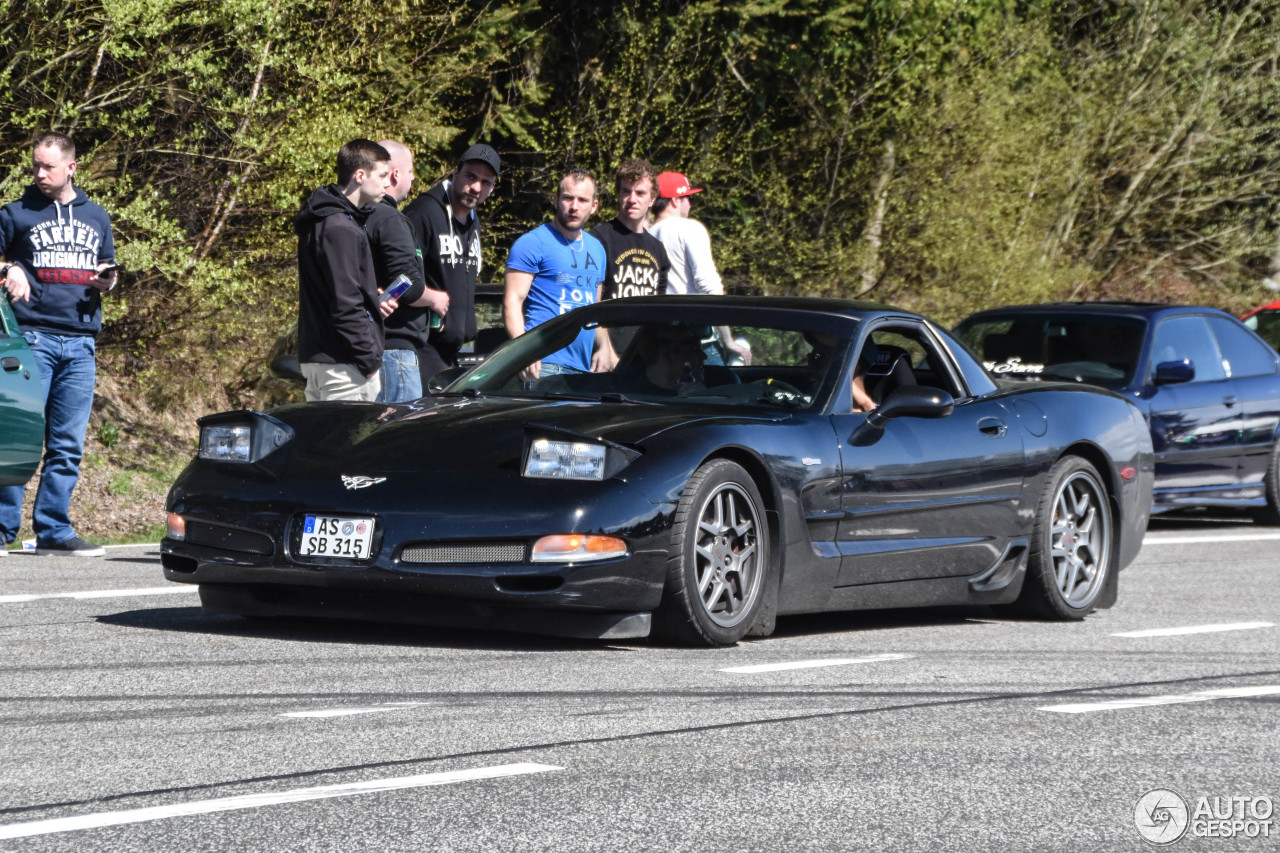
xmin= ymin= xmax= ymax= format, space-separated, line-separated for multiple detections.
xmin=539 ymin=361 xmax=587 ymax=376
xmin=0 ymin=332 xmax=96 ymax=546
xmin=376 ymin=349 xmax=422 ymax=402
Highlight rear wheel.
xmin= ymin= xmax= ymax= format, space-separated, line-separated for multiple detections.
xmin=654 ymin=459 xmax=769 ymax=646
xmin=1013 ymin=455 xmax=1112 ymax=619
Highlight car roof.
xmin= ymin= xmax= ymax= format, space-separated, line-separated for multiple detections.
xmin=591 ymin=293 xmax=905 ymax=319
xmin=958 ymin=301 xmax=1238 ymax=323
xmin=1241 ymin=299 xmax=1280 ymax=320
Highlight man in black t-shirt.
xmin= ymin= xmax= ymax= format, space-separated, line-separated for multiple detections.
xmin=402 ymin=143 xmax=500 ymax=387
xmin=590 ymin=158 xmax=670 ymax=366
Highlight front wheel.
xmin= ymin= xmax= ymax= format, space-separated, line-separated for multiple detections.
xmin=1251 ymin=440 xmax=1280 ymax=524
xmin=1013 ymin=455 xmax=1113 ymax=619
xmin=654 ymin=459 xmax=769 ymax=646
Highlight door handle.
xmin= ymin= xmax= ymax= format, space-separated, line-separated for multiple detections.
xmin=1223 ymin=395 xmax=1238 ymax=407
xmin=978 ymin=417 xmax=1008 ymax=438
xmin=1 ymin=356 xmax=21 ymax=372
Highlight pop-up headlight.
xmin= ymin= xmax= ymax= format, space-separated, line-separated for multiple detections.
xmin=196 ymin=411 xmax=293 ymax=464
xmin=521 ymin=424 xmax=642 ymax=482
xmin=200 ymin=425 xmax=252 ymax=462
xmin=524 ymin=439 xmax=607 ymax=481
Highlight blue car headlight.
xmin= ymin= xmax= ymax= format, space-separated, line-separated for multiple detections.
xmin=524 ymin=439 xmax=607 ymax=480
xmin=196 ymin=411 xmax=293 ymax=464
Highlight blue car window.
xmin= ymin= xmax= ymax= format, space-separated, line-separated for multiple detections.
xmin=1207 ymin=316 xmax=1278 ymax=378
xmin=1150 ymin=316 xmax=1224 ymax=382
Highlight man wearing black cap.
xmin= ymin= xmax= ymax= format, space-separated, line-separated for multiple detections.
xmin=649 ymin=171 xmax=751 ymax=365
xmin=402 ymin=143 xmax=500 ymax=385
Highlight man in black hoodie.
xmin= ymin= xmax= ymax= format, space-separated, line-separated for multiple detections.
xmin=402 ymin=144 xmax=500 ymax=387
xmin=294 ymin=139 xmax=390 ymax=402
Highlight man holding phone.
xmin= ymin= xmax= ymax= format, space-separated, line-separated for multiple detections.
xmin=364 ymin=139 xmax=439 ymax=403
xmin=0 ymin=131 xmax=118 ymax=557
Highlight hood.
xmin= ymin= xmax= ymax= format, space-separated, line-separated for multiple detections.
xmin=263 ymin=396 xmax=787 ymax=478
xmin=294 ymin=185 xmax=370 ymax=235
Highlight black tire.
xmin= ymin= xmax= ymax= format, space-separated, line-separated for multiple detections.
xmin=654 ymin=459 xmax=769 ymax=646
xmin=1251 ymin=440 xmax=1280 ymax=524
xmin=1011 ymin=455 xmax=1113 ymax=620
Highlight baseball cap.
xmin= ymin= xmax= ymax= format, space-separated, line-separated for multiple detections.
xmin=459 ymin=143 xmax=501 ymax=176
xmin=657 ymin=171 xmax=703 ymax=199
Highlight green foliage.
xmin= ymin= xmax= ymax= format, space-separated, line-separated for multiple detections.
xmin=96 ymin=421 xmax=122 ymax=449
xmin=1 ymin=0 xmax=1277 ymax=412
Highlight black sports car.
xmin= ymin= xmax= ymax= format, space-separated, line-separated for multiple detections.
xmin=163 ymin=296 xmax=1154 ymax=645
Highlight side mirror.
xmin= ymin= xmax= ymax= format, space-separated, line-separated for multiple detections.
xmin=865 ymin=386 xmax=955 ymax=429
xmin=428 ymin=365 xmax=468 ymax=394
xmin=1153 ymin=359 xmax=1194 ymax=385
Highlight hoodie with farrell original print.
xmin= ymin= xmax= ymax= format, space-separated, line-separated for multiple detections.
xmin=0 ymin=184 xmax=115 ymax=337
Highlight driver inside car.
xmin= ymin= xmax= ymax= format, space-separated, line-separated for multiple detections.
xmin=624 ymin=323 xmax=708 ymax=395
xmin=807 ymin=333 xmax=876 ymax=413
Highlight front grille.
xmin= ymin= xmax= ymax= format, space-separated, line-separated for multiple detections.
xmin=400 ymin=542 xmax=527 ymax=564
xmin=186 ymin=521 xmax=274 ymax=556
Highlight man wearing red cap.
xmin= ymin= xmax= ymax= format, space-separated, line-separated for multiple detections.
xmin=649 ymin=171 xmax=751 ymax=365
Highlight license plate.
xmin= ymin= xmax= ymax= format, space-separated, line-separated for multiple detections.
xmin=300 ymin=515 xmax=374 ymax=559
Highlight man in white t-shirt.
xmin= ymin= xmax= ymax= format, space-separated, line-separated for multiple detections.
xmin=648 ymin=171 xmax=751 ymax=365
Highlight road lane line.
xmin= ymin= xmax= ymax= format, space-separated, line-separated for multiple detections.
xmin=1039 ymin=685 xmax=1280 ymax=714
xmin=282 ymin=702 xmax=433 ymax=719
xmin=1113 ymin=622 xmax=1274 ymax=638
xmin=721 ymin=653 xmax=913 ymax=674
xmin=0 ymin=763 xmax=561 ymax=840
xmin=1142 ymin=532 xmax=1280 ymax=545
xmin=0 ymin=587 xmax=197 ymax=604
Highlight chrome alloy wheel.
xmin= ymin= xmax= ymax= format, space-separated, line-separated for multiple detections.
xmin=693 ymin=481 xmax=763 ymax=628
xmin=1050 ymin=469 xmax=1110 ymax=609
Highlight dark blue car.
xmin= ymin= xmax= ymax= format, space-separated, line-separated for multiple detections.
xmin=955 ymin=302 xmax=1280 ymax=520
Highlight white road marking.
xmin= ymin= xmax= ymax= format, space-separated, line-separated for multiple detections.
xmin=1039 ymin=685 xmax=1280 ymax=714
xmin=1113 ymin=622 xmax=1274 ymax=638
xmin=1142 ymin=532 xmax=1280 ymax=545
xmin=0 ymin=587 xmax=197 ymax=604
xmin=720 ymin=653 xmax=913 ymax=674
xmin=0 ymin=763 xmax=561 ymax=840
xmin=282 ymin=702 xmax=433 ymax=719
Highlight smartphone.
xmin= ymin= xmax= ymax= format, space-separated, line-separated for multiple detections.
xmin=378 ymin=274 xmax=413 ymax=304
xmin=98 ymin=263 xmax=123 ymax=276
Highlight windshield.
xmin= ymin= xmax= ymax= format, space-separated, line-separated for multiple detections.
xmin=448 ymin=311 xmax=855 ymax=412
xmin=954 ymin=313 xmax=1147 ymax=389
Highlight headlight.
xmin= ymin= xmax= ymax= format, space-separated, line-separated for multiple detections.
xmin=200 ymin=425 xmax=252 ymax=461
xmin=196 ymin=411 xmax=294 ymax=464
xmin=523 ymin=438 xmax=607 ymax=481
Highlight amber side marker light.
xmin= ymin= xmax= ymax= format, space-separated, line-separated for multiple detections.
xmin=166 ymin=513 xmax=187 ymax=541
xmin=531 ymin=534 xmax=627 ymax=563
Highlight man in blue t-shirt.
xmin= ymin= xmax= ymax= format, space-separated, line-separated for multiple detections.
xmin=503 ymin=168 xmax=607 ymax=378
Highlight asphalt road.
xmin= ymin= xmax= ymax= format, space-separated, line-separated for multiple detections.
xmin=0 ymin=514 xmax=1277 ymax=852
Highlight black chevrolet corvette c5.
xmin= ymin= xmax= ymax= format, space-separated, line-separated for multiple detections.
xmin=162 ymin=296 xmax=1154 ymax=646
